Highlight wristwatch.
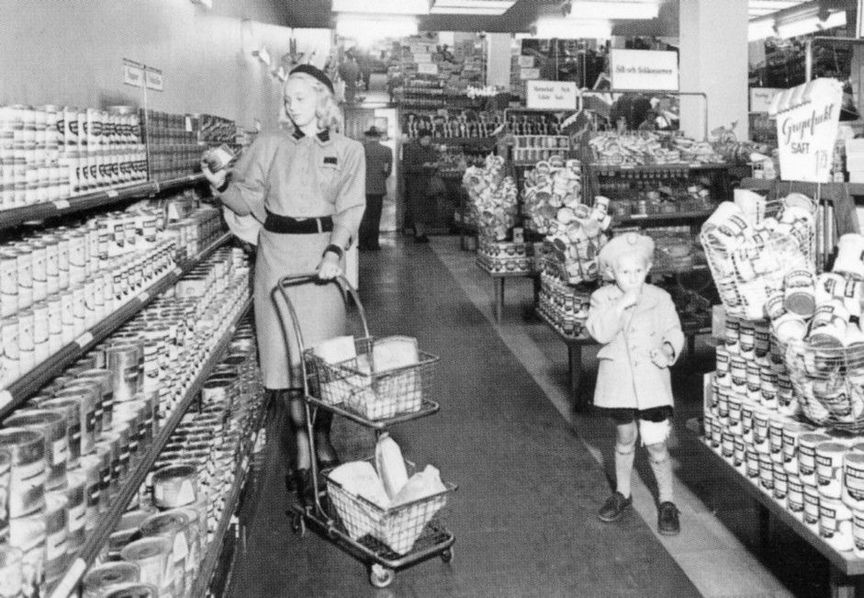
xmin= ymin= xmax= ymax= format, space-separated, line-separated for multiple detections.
xmin=323 ymin=244 xmax=344 ymax=259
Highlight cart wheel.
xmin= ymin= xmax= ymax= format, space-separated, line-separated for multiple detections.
xmin=291 ymin=512 xmax=306 ymax=537
xmin=369 ymin=564 xmax=394 ymax=588
xmin=441 ymin=548 xmax=453 ymax=563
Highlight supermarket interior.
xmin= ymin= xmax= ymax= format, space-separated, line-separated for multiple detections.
xmin=4 ymin=0 xmax=864 ymax=597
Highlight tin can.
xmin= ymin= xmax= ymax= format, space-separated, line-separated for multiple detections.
xmin=43 ymin=491 xmax=69 ymax=583
xmin=15 ymin=245 xmax=33 ymax=311
xmin=63 ymin=470 xmax=86 ymax=551
xmin=42 ymin=235 xmax=59 ymax=295
xmin=16 ymin=308 xmax=35 ymax=374
xmin=71 ymin=284 xmax=86 ymax=336
xmin=82 ymin=562 xmax=141 ymax=598
xmin=56 ymin=233 xmax=70 ymax=290
xmin=107 ymin=344 xmax=141 ymax=403
xmin=6 ymin=410 xmax=68 ymax=491
xmin=119 ymin=537 xmax=171 ymax=594
xmin=8 ymin=510 xmax=47 ymax=597
xmin=0 ymin=427 xmax=46 ymax=517
xmin=73 ymin=369 xmax=112 ymax=433
xmin=0 ymin=542 xmax=23 ymax=597
xmin=0 ymin=250 xmax=18 ymax=318
xmin=31 ymin=301 xmax=49 ymax=364
xmin=1 ymin=315 xmax=20 ymax=387
xmin=68 ymin=231 xmax=86 ymax=285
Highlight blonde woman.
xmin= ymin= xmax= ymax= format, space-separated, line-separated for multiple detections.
xmin=201 ymin=65 xmax=366 ymax=501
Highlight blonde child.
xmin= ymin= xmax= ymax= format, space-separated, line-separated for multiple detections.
xmin=585 ymin=233 xmax=685 ymax=535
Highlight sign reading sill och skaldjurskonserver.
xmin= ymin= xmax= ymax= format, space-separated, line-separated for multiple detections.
xmin=609 ymin=49 xmax=678 ymax=91
xmin=769 ymin=78 xmax=843 ymax=183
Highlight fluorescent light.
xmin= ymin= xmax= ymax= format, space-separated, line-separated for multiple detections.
xmin=535 ymin=17 xmax=611 ymax=39
xmin=332 ymin=0 xmax=430 ymax=15
xmin=568 ymin=1 xmax=658 ymax=20
xmin=776 ymin=10 xmax=846 ymax=38
xmin=748 ymin=18 xmax=776 ymax=41
xmin=430 ymin=0 xmax=516 ymax=15
xmin=335 ymin=14 xmax=418 ymax=39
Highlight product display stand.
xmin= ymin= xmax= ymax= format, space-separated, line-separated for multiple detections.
xmin=0 ymin=174 xmax=205 ymax=232
xmin=277 ymin=274 xmax=455 ymax=589
xmin=474 ymin=261 xmax=536 ymax=324
xmin=0 ymin=231 xmax=234 ymax=418
xmin=48 ymin=297 xmax=254 ymax=598
xmin=535 ymin=307 xmax=594 ymax=412
xmin=696 ymin=436 xmax=864 ymax=597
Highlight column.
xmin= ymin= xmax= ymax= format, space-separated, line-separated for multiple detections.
xmin=486 ymin=32 xmax=512 ymax=89
xmin=678 ymin=0 xmax=749 ymax=140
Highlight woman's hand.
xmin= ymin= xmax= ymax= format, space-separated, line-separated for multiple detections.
xmin=200 ymin=160 xmax=228 ymax=191
xmin=316 ymin=252 xmax=342 ymax=280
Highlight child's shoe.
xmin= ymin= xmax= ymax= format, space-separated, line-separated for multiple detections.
xmin=598 ymin=491 xmax=632 ymax=522
xmin=658 ymin=501 xmax=680 ymax=535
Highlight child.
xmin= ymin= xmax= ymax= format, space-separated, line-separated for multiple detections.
xmin=585 ymin=233 xmax=685 ymax=535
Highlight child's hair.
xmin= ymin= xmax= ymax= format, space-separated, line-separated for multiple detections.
xmin=281 ymin=73 xmax=344 ymax=133
xmin=598 ymin=233 xmax=655 ymax=278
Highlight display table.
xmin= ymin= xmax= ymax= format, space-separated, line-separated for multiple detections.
xmin=697 ymin=437 xmax=864 ymax=597
xmin=475 ymin=259 xmax=539 ymax=323
xmin=536 ymin=307 xmax=594 ymax=412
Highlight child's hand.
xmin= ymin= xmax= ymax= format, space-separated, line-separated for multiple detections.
xmin=618 ymin=290 xmax=640 ymax=311
xmin=650 ymin=342 xmax=675 ymax=368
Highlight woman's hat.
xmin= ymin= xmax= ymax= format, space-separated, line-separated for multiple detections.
xmin=289 ymin=64 xmax=334 ymax=94
xmin=364 ymin=126 xmax=381 ymax=137
xmin=598 ymin=232 xmax=655 ymax=272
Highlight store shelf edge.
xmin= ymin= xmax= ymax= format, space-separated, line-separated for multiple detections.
xmin=1 ymin=231 xmax=234 ymax=417
xmin=189 ymin=392 xmax=272 ymax=598
xmin=0 ymin=174 xmax=205 ymax=232
xmin=48 ymin=297 xmax=254 ymax=598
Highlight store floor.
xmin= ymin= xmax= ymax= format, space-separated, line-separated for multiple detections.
xmin=226 ymin=235 xmax=829 ymax=597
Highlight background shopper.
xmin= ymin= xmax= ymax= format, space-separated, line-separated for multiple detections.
xmin=201 ymin=64 xmax=366 ymax=500
xmin=359 ymin=126 xmax=393 ymax=250
xmin=402 ymin=130 xmax=438 ymax=242
xmin=585 ymin=233 xmax=684 ymax=535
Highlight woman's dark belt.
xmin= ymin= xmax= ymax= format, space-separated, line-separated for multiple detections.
xmin=264 ymin=210 xmax=333 ymax=234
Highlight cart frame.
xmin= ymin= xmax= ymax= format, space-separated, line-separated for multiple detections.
xmin=274 ymin=273 xmax=456 ymax=588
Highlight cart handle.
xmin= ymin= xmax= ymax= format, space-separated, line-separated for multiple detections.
xmin=274 ymin=273 xmax=371 ymax=360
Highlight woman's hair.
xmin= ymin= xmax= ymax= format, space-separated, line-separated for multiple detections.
xmin=281 ymin=72 xmax=344 ymax=133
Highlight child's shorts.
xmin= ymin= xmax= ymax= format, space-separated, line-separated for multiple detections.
xmin=600 ymin=405 xmax=673 ymax=446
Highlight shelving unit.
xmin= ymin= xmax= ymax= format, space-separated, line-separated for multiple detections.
xmin=0 ymin=174 xmax=205 ymax=232
xmin=189 ymin=389 xmax=271 ymax=598
xmin=48 ymin=296 xmax=253 ymax=598
xmin=0 ymin=231 xmax=233 ymax=418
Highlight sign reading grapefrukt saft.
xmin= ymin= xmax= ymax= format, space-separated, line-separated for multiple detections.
xmin=770 ymin=78 xmax=843 ymax=183
xmin=609 ymin=49 xmax=678 ymax=91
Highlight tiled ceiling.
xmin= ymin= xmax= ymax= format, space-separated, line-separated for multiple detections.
xmin=279 ymin=0 xmax=836 ymax=34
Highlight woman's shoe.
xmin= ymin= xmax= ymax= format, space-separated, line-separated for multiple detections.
xmin=293 ymin=469 xmax=315 ymax=506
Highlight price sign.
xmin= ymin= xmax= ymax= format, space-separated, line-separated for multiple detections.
xmin=123 ymin=60 xmax=144 ymax=88
xmin=771 ymin=78 xmax=843 ymax=183
xmin=414 ymin=52 xmax=432 ymax=63
xmin=417 ymin=62 xmax=438 ymax=75
xmin=519 ymin=67 xmax=540 ymax=81
xmin=145 ymin=67 xmax=164 ymax=91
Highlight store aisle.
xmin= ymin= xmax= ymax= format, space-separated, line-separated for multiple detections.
xmin=227 ymin=238 xmax=700 ymax=597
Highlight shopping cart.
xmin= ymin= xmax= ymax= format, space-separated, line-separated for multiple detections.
xmin=275 ymin=273 xmax=456 ymax=588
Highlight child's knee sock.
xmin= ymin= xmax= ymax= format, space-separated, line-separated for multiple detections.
xmin=615 ymin=439 xmax=636 ymax=498
xmin=649 ymin=450 xmax=674 ymax=504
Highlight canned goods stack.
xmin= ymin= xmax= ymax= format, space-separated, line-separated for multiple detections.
xmin=140 ymin=110 xmax=236 ymax=182
xmin=0 ymin=245 xmax=251 ymax=597
xmin=521 ymin=156 xmax=583 ymax=235
xmin=536 ymin=261 xmax=592 ymax=338
xmin=1 ymin=219 xmax=178 ymax=390
xmin=511 ymin=135 xmax=570 ymax=164
xmin=461 ymin=155 xmax=518 ymax=242
xmin=700 ymin=191 xmax=816 ymax=321
xmin=0 ymin=103 xmax=147 ymax=211
xmin=162 ymin=206 xmax=223 ymax=260
xmin=84 ymin=321 xmax=263 ymax=598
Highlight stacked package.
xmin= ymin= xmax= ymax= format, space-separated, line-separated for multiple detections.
xmin=462 ymin=154 xmax=518 ymax=242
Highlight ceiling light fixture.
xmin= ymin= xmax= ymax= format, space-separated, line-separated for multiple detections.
xmin=331 ymin=0 xmax=431 ymax=15
xmin=430 ymin=0 xmax=516 ymax=16
xmin=335 ymin=14 xmax=419 ymax=39
xmin=748 ymin=17 xmax=776 ymax=41
xmin=776 ymin=9 xmax=846 ymax=38
xmin=535 ymin=17 xmax=612 ymax=39
xmin=567 ymin=1 xmax=659 ymax=21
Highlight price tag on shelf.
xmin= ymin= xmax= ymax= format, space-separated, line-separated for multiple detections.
xmin=49 ymin=558 xmax=87 ymax=598
xmin=242 ymin=455 xmax=249 ymax=472
xmin=52 ymin=199 xmax=70 ymax=210
xmin=620 ymin=165 xmax=634 ymax=170
xmin=0 ymin=391 xmax=12 ymax=410
xmin=632 ymin=214 xmax=648 ymax=219
xmin=137 ymin=291 xmax=150 ymax=303
xmin=106 ymin=189 xmax=119 ymax=199
xmin=74 ymin=332 xmax=94 ymax=348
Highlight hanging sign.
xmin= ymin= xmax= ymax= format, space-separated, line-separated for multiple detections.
xmin=122 ymin=59 xmax=144 ymax=88
xmin=770 ymin=78 xmax=843 ymax=183
xmin=145 ymin=67 xmax=164 ymax=91
xmin=526 ymin=80 xmax=577 ymax=110
xmin=414 ymin=52 xmax=432 ymax=63
xmin=417 ymin=62 xmax=438 ymax=75
xmin=519 ymin=67 xmax=540 ymax=80
xmin=750 ymin=88 xmax=782 ymax=113
xmin=518 ymin=55 xmax=535 ymax=68
xmin=609 ymin=49 xmax=678 ymax=91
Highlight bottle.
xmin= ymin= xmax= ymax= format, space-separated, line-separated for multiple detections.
xmin=375 ymin=432 xmax=409 ymax=500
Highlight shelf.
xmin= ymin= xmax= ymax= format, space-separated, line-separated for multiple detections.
xmin=591 ymin=163 xmax=728 ymax=174
xmin=475 ymin=259 xmax=536 ymax=279
xmin=48 ymin=296 xmax=254 ymax=598
xmin=432 ymin=137 xmax=497 ymax=146
xmin=0 ymin=174 xmax=205 ymax=232
xmin=696 ymin=437 xmax=864 ymax=577
xmin=740 ymin=177 xmax=864 ymax=197
xmin=537 ymin=305 xmax=594 ymax=345
xmin=190 ymin=391 xmax=271 ymax=598
xmin=0 ymin=231 xmax=233 ymax=417
xmin=612 ymin=210 xmax=715 ymax=224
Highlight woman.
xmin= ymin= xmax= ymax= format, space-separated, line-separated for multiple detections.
xmin=201 ymin=64 xmax=366 ymax=499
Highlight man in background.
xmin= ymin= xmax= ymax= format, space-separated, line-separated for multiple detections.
xmin=359 ymin=126 xmax=393 ymax=250
xmin=338 ymin=51 xmax=360 ymax=103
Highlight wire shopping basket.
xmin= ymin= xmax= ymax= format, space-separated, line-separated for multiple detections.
xmin=325 ymin=460 xmax=455 ymax=556
xmin=305 ymin=337 xmax=440 ymax=421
